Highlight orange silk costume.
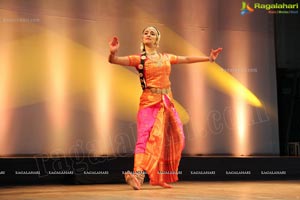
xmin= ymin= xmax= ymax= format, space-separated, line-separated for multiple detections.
xmin=128 ymin=53 xmax=185 ymax=184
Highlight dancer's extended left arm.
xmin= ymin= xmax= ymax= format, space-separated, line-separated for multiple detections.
xmin=176 ymin=48 xmax=223 ymax=64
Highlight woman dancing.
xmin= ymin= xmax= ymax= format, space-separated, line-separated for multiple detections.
xmin=108 ymin=26 xmax=222 ymax=190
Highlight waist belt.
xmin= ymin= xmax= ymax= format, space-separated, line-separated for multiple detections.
xmin=147 ymin=87 xmax=171 ymax=94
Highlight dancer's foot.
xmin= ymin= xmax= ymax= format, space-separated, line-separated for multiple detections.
xmin=135 ymin=172 xmax=145 ymax=186
xmin=159 ymin=182 xmax=172 ymax=188
xmin=124 ymin=171 xmax=141 ymax=190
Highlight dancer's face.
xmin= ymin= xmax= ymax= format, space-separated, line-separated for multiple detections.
xmin=142 ymin=27 xmax=159 ymax=47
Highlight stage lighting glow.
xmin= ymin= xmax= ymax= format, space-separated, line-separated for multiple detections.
xmin=235 ymin=99 xmax=248 ymax=156
xmin=179 ymin=50 xmax=207 ymax=154
xmin=0 ymin=14 xmax=17 ymax=155
xmin=0 ymin=37 xmax=13 ymax=155
xmin=45 ymin=30 xmax=70 ymax=154
xmin=205 ymin=64 xmax=262 ymax=108
xmin=91 ymin=54 xmax=114 ymax=155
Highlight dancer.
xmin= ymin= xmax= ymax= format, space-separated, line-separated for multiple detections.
xmin=108 ymin=26 xmax=222 ymax=190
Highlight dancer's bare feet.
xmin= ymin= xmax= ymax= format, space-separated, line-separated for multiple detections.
xmin=160 ymin=182 xmax=172 ymax=188
xmin=124 ymin=172 xmax=141 ymax=190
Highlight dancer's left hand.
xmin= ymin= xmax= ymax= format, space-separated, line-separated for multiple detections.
xmin=210 ymin=48 xmax=223 ymax=62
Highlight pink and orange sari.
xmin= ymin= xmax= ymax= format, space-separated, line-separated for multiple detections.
xmin=128 ymin=53 xmax=185 ymax=185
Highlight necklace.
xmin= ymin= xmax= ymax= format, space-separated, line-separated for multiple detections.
xmin=146 ymin=51 xmax=157 ymax=56
xmin=147 ymin=53 xmax=163 ymax=66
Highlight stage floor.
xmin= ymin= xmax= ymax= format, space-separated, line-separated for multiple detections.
xmin=1 ymin=156 xmax=300 ymax=185
xmin=0 ymin=181 xmax=299 ymax=200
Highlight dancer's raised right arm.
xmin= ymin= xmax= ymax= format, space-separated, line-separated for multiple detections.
xmin=108 ymin=36 xmax=130 ymax=66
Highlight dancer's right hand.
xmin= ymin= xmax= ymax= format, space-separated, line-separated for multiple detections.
xmin=109 ymin=36 xmax=119 ymax=54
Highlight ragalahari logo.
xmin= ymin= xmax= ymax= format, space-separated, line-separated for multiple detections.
xmin=240 ymin=1 xmax=254 ymax=15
